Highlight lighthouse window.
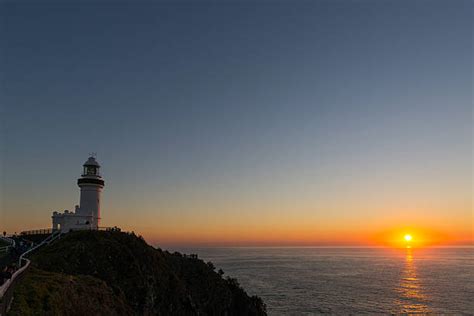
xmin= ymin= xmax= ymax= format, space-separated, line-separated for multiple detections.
xmin=87 ymin=167 xmax=96 ymax=175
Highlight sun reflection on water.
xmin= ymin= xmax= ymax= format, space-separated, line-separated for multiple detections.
xmin=395 ymin=248 xmax=430 ymax=313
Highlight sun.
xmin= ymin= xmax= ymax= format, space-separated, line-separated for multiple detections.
xmin=404 ymin=234 xmax=412 ymax=242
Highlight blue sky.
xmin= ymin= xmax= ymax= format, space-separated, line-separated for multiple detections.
xmin=1 ymin=0 xmax=472 ymax=245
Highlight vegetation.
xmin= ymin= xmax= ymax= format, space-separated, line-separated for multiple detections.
xmin=10 ymin=268 xmax=132 ymax=316
xmin=19 ymin=234 xmax=51 ymax=244
xmin=0 ymin=240 xmax=13 ymax=263
xmin=9 ymin=231 xmax=266 ymax=315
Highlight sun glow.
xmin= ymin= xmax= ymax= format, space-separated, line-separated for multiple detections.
xmin=374 ymin=227 xmax=447 ymax=248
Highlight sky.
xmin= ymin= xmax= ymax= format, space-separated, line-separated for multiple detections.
xmin=1 ymin=0 xmax=472 ymax=247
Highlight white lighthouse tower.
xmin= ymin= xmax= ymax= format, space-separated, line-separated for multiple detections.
xmin=77 ymin=156 xmax=105 ymax=229
xmin=52 ymin=156 xmax=105 ymax=233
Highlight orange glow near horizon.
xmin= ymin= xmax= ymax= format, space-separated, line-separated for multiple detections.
xmin=95 ymin=208 xmax=474 ymax=247
xmin=370 ymin=226 xmax=460 ymax=248
xmin=4 ymin=205 xmax=472 ymax=248
xmin=130 ymin=222 xmax=471 ymax=248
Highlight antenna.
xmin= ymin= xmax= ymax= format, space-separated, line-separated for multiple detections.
xmin=89 ymin=152 xmax=97 ymax=158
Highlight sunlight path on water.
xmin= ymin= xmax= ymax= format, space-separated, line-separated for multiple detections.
xmin=394 ymin=247 xmax=430 ymax=313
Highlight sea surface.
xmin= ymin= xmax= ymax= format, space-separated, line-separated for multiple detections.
xmin=174 ymin=247 xmax=473 ymax=314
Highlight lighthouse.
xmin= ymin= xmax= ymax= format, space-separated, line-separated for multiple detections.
xmin=77 ymin=156 xmax=105 ymax=229
xmin=52 ymin=156 xmax=105 ymax=233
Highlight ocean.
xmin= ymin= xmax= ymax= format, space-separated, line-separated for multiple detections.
xmin=174 ymin=247 xmax=473 ymax=314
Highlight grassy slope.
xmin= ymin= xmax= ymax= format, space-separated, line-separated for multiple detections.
xmin=9 ymin=267 xmax=132 ymax=316
xmin=19 ymin=234 xmax=51 ymax=244
xmin=10 ymin=231 xmax=266 ymax=315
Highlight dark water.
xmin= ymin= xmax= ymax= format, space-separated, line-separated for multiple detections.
xmin=174 ymin=247 xmax=473 ymax=314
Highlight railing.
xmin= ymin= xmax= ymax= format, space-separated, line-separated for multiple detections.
xmin=20 ymin=229 xmax=54 ymax=236
xmin=98 ymin=226 xmax=122 ymax=232
xmin=0 ymin=230 xmax=61 ymax=315
xmin=0 ymin=259 xmax=31 ymax=316
xmin=21 ymin=227 xmax=122 ymax=235
xmin=18 ymin=231 xmax=61 ymax=267
xmin=0 ymin=237 xmax=15 ymax=249
xmin=0 ymin=237 xmax=15 ymax=255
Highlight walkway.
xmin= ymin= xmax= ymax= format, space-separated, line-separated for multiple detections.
xmin=0 ymin=231 xmax=61 ymax=316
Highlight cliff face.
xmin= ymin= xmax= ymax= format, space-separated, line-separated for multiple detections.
xmin=9 ymin=231 xmax=266 ymax=316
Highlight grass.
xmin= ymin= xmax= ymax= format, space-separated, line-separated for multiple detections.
xmin=9 ymin=267 xmax=132 ymax=316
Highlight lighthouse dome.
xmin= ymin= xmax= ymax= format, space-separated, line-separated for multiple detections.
xmin=83 ymin=156 xmax=100 ymax=167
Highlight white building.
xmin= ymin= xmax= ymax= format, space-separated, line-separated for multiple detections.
xmin=52 ymin=157 xmax=105 ymax=233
